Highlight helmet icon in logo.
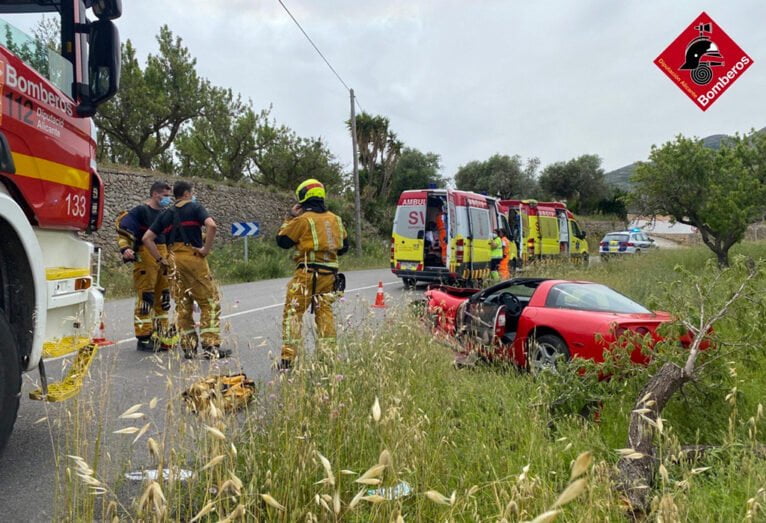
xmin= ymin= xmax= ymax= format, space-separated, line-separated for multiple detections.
xmin=680 ymin=22 xmax=724 ymax=85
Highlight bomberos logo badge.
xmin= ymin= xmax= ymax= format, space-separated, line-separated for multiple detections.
xmin=654 ymin=12 xmax=753 ymax=111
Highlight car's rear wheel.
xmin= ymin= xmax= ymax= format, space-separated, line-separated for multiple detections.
xmin=403 ymin=277 xmax=416 ymax=290
xmin=528 ymin=333 xmax=570 ymax=375
xmin=0 ymin=311 xmax=21 ymax=456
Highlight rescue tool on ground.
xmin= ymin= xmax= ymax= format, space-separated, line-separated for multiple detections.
xmin=0 ymin=0 xmax=122 ymax=454
xmin=276 ymin=178 xmax=348 ymax=370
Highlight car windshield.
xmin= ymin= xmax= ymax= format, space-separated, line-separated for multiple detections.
xmin=546 ymin=283 xmax=651 ymax=314
xmin=492 ymin=283 xmax=537 ymax=299
xmin=603 ymin=233 xmax=628 ymax=243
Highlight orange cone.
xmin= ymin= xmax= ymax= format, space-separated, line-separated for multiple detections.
xmin=373 ymin=281 xmax=386 ymax=309
xmin=93 ymin=320 xmax=114 ymax=347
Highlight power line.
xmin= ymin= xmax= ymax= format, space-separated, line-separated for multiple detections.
xmin=276 ymin=0 xmax=365 ymax=114
xmin=277 ymin=0 xmax=351 ymax=90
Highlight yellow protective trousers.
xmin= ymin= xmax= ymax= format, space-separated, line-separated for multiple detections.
xmin=133 ymin=245 xmax=171 ymax=341
xmin=281 ymin=267 xmax=337 ymax=362
xmin=169 ymin=244 xmax=221 ymax=350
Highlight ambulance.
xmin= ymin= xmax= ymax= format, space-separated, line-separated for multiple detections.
xmin=499 ymin=199 xmax=589 ymax=266
xmin=390 ymin=189 xmax=512 ymax=287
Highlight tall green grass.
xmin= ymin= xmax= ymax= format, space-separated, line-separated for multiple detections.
xmin=57 ymin=241 xmax=766 ymax=520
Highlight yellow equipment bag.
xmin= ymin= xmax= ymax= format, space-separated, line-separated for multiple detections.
xmin=182 ymin=373 xmax=256 ymax=415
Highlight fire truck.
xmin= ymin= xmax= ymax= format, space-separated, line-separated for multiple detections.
xmin=0 ymin=0 xmax=121 ymax=453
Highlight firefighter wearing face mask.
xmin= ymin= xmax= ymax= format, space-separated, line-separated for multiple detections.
xmin=276 ymin=179 xmax=349 ymax=370
xmin=116 ymin=181 xmax=175 ymax=352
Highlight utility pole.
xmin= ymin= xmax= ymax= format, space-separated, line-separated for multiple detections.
xmin=350 ymin=88 xmax=363 ymax=256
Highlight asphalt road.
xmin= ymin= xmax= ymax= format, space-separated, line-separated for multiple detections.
xmin=0 ymin=267 xmax=404 ymax=522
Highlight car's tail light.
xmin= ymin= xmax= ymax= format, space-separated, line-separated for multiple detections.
xmin=615 ymin=326 xmax=627 ymax=339
xmin=599 ymin=241 xmax=607 ymax=247
xmin=625 ymin=242 xmax=635 ymax=247
xmin=635 ymin=326 xmax=649 ymax=335
xmin=456 ymin=238 xmax=464 ymax=263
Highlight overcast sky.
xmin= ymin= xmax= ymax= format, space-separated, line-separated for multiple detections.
xmin=14 ymin=1 xmax=766 ymax=178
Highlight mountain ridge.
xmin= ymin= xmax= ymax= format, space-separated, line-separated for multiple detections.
xmin=605 ymin=127 xmax=766 ymax=190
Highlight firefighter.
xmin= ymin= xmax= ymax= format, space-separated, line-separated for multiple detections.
xmin=116 ymin=181 xmax=174 ymax=352
xmin=276 ymin=179 xmax=348 ymax=370
xmin=490 ymin=229 xmax=504 ymax=280
xmin=142 ymin=181 xmax=230 ymax=360
xmin=499 ymin=229 xmax=512 ymax=280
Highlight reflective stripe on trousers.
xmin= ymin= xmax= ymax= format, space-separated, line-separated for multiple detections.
xmin=281 ymin=267 xmax=337 ymax=361
xmin=133 ymin=244 xmax=170 ymax=338
xmin=169 ymin=244 xmax=221 ymax=349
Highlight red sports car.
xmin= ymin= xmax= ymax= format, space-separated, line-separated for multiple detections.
xmin=424 ymin=278 xmax=689 ymax=372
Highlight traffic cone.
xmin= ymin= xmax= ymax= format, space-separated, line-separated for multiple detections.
xmin=92 ymin=319 xmax=114 ymax=347
xmin=373 ymin=281 xmax=386 ymax=309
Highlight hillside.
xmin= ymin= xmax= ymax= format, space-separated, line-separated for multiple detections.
xmin=605 ymin=128 xmax=764 ymax=190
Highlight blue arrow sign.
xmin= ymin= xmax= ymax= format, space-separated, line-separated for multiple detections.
xmin=231 ymin=221 xmax=260 ymax=237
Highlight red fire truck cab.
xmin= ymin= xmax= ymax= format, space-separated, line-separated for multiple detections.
xmin=0 ymin=0 xmax=121 ymax=454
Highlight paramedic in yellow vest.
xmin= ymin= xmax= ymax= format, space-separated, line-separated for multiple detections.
xmin=143 ymin=181 xmax=230 ymax=360
xmin=116 ymin=181 xmax=174 ymax=352
xmin=499 ymin=229 xmax=512 ymax=280
xmin=490 ymin=230 xmax=504 ymax=280
xmin=276 ymin=179 xmax=349 ymax=370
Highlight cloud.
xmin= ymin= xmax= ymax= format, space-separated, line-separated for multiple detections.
xmin=9 ymin=1 xmax=766 ymax=179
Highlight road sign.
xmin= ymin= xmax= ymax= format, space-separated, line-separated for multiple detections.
xmin=231 ymin=221 xmax=260 ymax=237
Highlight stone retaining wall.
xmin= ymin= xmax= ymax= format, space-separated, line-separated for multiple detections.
xmin=90 ymin=168 xmax=296 ymax=262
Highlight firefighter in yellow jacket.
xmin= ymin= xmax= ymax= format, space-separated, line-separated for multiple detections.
xmin=116 ymin=181 xmax=174 ymax=351
xmin=276 ymin=179 xmax=348 ymax=370
xmin=143 ymin=181 xmax=230 ymax=360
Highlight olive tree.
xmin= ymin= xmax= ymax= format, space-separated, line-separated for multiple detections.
xmin=630 ymin=131 xmax=766 ymax=267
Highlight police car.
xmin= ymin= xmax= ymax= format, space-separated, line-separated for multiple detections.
xmin=599 ymin=229 xmax=656 ymax=260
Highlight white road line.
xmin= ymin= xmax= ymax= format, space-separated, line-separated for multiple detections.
xmin=106 ymin=280 xmax=399 ymax=347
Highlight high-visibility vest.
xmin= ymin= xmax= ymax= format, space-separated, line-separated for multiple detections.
xmin=491 ymin=236 xmax=503 ymax=259
xmin=278 ymin=211 xmax=347 ymax=269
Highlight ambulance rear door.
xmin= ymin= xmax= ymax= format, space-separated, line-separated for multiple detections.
xmin=557 ymin=208 xmax=570 ymax=254
xmin=446 ymin=189 xmax=458 ymax=269
xmin=466 ymin=194 xmax=492 ymax=268
xmin=392 ymin=191 xmax=427 ymax=271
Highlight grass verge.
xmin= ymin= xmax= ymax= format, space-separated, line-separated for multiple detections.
xmin=57 ymin=242 xmax=766 ymax=520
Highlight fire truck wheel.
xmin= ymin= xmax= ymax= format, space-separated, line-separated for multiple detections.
xmin=0 ymin=312 xmax=21 ymax=456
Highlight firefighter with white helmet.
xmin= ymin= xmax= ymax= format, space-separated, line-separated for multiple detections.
xmin=276 ymin=179 xmax=349 ymax=370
